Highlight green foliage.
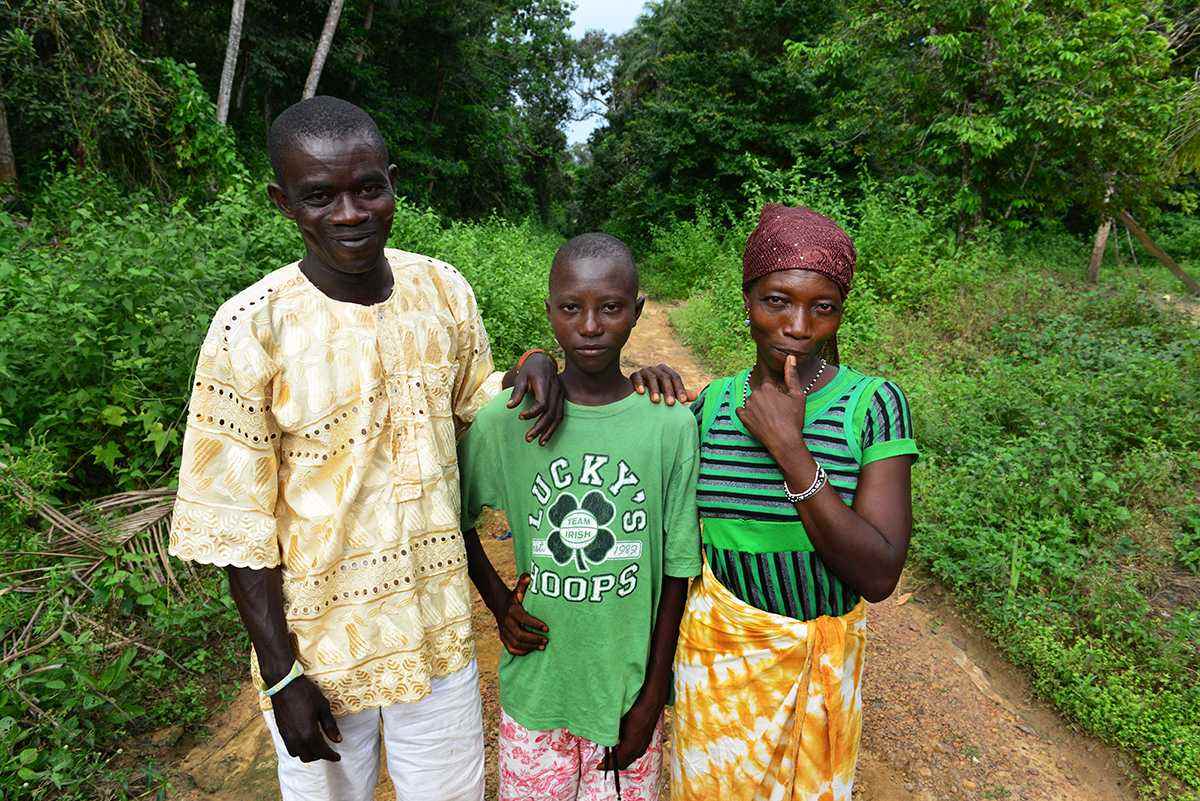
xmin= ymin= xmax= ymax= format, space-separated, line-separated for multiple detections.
xmin=577 ymin=0 xmax=834 ymax=240
xmin=140 ymin=0 xmax=582 ymax=221
xmin=0 ymin=171 xmax=556 ymax=499
xmin=0 ymin=439 xmax=244 ymax=800
xmin=0 ymin=1 xmax=244 ymax=197
xmin=0 ymin=172 xmax=560 ymax=799
xmin=792 ymin=0 xmax=1189 ymax=227
xmin=659 ymin=187 xmax=1200 ymax=795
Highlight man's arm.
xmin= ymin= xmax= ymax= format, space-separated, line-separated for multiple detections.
xmin=604 ymin=574 xmax=688 ymax=770
xmin=225 ymin=566 xmax=342 ymax=762
xmin=499 ymin=351 xmax=564 ymax=445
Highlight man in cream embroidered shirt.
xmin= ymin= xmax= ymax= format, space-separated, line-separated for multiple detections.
xmin=169 ymin=248 xmax=503 ymax=715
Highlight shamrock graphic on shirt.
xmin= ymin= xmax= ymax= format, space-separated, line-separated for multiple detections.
xmin=546 ymin=490 xmax=616 ymax=571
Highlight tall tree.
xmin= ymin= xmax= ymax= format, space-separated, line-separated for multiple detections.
xmin=215 ymin=0 xmax=246 ymax=124
xmin=576 ymin=0 xmax=835 ymax=240
xmin=793 ymin=0 xmax=1187 ymax=229
xmin=303 ymin=0 xmax=345 ymax=99
xmin=0 ymin=100 xmax=15 ymax=187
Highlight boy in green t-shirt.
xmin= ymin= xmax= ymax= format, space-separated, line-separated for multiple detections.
xmin=458 ymin=233 xmax=701 ymax=800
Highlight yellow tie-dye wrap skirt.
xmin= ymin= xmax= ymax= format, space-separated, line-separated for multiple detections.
xmin=670 ymin=561 xmax=867 ymax=801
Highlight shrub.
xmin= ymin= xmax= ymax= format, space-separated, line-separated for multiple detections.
xmin=0 ymin=172 xmax=558 ymax=498
xmin=657 ymin=178 xmax=1200 ymax=795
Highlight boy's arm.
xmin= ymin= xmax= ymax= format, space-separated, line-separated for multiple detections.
xmin=605 ymin=574 xmax=688 ymax=770
xmin=463 ymin=527 xmax=548 ymax=655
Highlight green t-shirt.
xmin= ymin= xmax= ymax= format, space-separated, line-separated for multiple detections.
xmin=458 ymin=390 xmax=702 ymax=746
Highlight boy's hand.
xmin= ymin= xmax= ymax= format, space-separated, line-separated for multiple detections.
xmin=495 ymin=573 xmax=549 ymax=655
xmin=630 ymin=363 xmax=695 ymax=406
xmin=600 ymin=693 xmax=663 ymax=771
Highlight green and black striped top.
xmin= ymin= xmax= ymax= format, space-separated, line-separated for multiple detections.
xmin=692 ymin=365 xmax=917 ymax=621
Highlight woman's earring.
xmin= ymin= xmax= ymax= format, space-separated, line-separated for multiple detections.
xmin=743 ymin=311 xmax=750 ymax=326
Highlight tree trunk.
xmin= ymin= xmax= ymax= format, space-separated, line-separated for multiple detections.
xmin=235 ymin=47 xmax=251 ymax=112
xmin=1118 ymin=210 xmax=1200 ymax=296
xmin=0 ymin=99 xmax=16 ymax=188
xmin=216 ymin=0 xmax=246 ymax=124
xmin=303 ymin=0 xmax=346 ymax=100
xmin=1087 ymin=217 xmax=1112 ymax=284
xmin=356 ymin=1 xmax=374 ymax=64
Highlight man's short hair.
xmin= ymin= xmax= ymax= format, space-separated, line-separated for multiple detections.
xmin=267 ymin=96 xmax=388 ymax=180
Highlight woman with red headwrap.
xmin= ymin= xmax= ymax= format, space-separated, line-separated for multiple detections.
xmin=670 ymin=205 xmax=918 ymax=801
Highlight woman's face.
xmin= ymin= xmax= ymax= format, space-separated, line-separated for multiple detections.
xmin=743 ymin=270 xmax=843 ymax=373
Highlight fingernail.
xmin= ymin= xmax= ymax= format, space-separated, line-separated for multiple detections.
xmin=666 ymin=397 xmax=675 ymax=405
xmin=651 ymin=394 xmax=658 ymax=402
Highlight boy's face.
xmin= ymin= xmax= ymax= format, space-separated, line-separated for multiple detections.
xmin=546 ymin=257 xmax=644 ymax=375
xmin=267 ymin=134 xmax=399 ymax=275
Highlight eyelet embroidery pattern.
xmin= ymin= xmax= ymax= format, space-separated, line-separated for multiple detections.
xmin=283 ymin=530 xmax=468 ymax=617
xmin=253 ymin=620 xmax=475 ymax=716
xmin=169 ymin=503 xmax=279 ymax=569
xmin=170 ymin=252 xmax=503 ymax=718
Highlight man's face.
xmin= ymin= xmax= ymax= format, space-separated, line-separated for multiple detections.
xmin=268 ymin=134 xmax=398 ymax=275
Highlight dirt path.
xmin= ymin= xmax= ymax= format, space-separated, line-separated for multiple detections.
xmin=164 ymin=300 xmax=1141 ymax=801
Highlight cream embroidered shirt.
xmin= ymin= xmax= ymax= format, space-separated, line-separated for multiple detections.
xmin=168 ymin=249 xmax=504 ymax=715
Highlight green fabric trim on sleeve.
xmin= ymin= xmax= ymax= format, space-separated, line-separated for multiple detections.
xmin=847 ymin=376 xmax=885 ymax=462
xmin=701 ymin=516 xmax=814 ymax=553
xmin=700 ymin=376 xmax=733 ymax=440
xmin=862 ymin=437 xmax=919 ymax=465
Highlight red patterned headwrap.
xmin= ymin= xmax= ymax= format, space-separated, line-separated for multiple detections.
xmin=742 ymin=204 xmax=856 ymax=296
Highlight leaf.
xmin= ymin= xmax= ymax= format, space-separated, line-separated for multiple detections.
xmin=19 ymin=747 xmax=39 ymax=765
xmin=90 ymin=441 xmax=123 ymax=472
xmin=100 ymin=405 xmax=128 ymax=427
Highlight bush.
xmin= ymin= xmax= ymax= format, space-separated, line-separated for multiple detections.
xmin=656 ymin=176 xmax=1200 ymax=796
xmin=0 ymin=171 xmax=560 ymax=800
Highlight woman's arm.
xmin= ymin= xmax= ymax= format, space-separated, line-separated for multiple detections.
xmin=774 ymin=450 xmax=913 ymax=602
xmin=737 ymin=357 xmax=914 ymax=602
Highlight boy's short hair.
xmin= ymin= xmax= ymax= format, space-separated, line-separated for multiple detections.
xmin=267 ymin=96 xmax=388 ymax=180
xmin=551 ymin=233 xmax=638 ymax=287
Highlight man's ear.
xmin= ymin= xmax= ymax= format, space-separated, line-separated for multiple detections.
xmin=544 ymin=297 xmax=552 ymax=321
xmin=388 ymin=164 xmax=400 ymax=194
xmin=267 ymin=182 xmax=295 ymax=219
xmin=634 ymin=294 xmax=646 ymax=322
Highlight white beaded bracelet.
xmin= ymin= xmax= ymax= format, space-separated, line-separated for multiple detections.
xmin=783 ymin=464 xmax=827 ymax=503
xmin=260 ymin=660 xmax=304 ymax=698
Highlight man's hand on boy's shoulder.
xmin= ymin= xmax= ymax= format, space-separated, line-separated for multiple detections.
xmin=492 ymin=573 xmax=549 ymax=656
xmin=630 ymin=363 xmax=695 ymax=406
xmin=503 ymin=351 xmax=564 ymax=445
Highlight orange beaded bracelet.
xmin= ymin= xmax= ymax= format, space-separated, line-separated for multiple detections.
xmin=516 ymin=348 xmax=553 ymax=371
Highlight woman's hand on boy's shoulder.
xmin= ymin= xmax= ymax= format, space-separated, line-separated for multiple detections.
xmin=630 ymin=363 xmax=696 ymax=406
xmin=494 ymin=573 xmax=549 ymax=656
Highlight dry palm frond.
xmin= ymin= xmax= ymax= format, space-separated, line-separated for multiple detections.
xmin=1169 ymin=80 xmax=1200 ymax=175
xmin=1 ymin=466 xmax=183 ymax=598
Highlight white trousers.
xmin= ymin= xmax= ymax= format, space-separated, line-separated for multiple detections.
xmin=263 ymin=660 xmax=485 ymax=801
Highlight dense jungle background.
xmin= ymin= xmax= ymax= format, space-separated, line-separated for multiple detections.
xmin=1 ymin=0 xmax=1199 ymax=799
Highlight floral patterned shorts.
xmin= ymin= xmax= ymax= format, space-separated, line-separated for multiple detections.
xmin=498 ymin=708 xmax=664 ymax=801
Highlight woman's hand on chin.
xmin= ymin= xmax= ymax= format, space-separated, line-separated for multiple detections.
xmin=736 ymin=355 xmax=810 ymax=460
